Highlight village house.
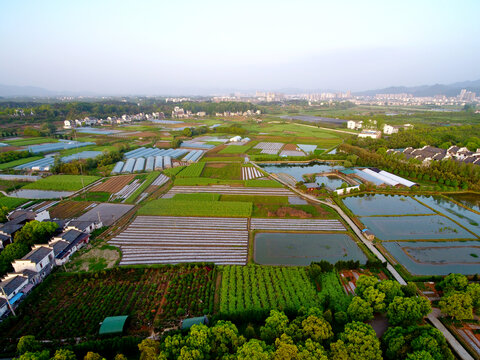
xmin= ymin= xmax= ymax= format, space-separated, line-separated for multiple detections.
xmin=66 ymin=219 xmax=101 ymax=234
xmin=49 ymin=229 xmax=90 ymax=265
xmin=347 ymin=120 xmax=363 ymax=130
xmin=358 ymin=130 xmax=381 ymax=139
xmin=12 ymin=245 xmax=55 ymax=281
xmin=0 ymin=274 xmax=29 ymax=313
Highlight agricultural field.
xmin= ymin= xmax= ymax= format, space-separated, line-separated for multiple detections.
xmin=124 ymin=171 xmax=160 ymax=203
xmin=201 ymin=163 xmax=242 ymax=180
xmin=199 ymin=156 xmax=244 ymax=162
xmin=110 ymin=216 xmax=248 ymax=265
xmin=90 ymin=174 xmax=136 ymax=193
xmin=172 ymin=193 xmax=221 ymax=201
xmin=0 ymin=156 xmax=43 ymax=170
xmin=166 ymin=185 xmax=290 ymax=196
xmin=252 ymin=203 xmax=338 ymax=219
xmin=176 ymin=163 xmax=206 ymax=178
xmin=138 ymin=199 xmax=252 ymax=217
xmin=49 ymin=200 xmax=95 ymax=219
xmin=72 ymin=191 xmax=110 ymax=202
xmin=0 ymin=179 xmax=29 ymax=192
xmin=0 ymin=266 xmax=215 ymax=340
xmin=219 ymin=265 xmax=321 ymax=318
xmin=316 ymin=271 xmax=351 ymax=312
xmin=218 ymin=145 xmax=253 ymax=154
xmin=0 ymin=195 xmax=28 ymax=210
xmin=23 ymin=175 xmax=100 ymax=191
xmin=77 ymin=203 xmax=134 ymax=226
xmin=3 ymin=137 xmax=57 ymax=146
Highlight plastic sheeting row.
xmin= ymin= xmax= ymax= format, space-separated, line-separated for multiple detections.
xmin=111 ymin=155 xmax=173 ymax=174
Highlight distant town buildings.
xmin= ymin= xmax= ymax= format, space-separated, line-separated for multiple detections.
xmin=387 ymin=145 xmax=480 ymax=166
xmin=63 ymin=112 xmax=164 ymax=129
xmin=358 ymin=130 xmax=382 ymax=139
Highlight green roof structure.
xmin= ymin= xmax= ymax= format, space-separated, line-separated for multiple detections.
xmin=99 ymin=315 xmax=128 ymax=335
xmin=340 ymin=169 xmax=356 ymax=175
xmin=181 ymin=315 xmax=208 ymax=330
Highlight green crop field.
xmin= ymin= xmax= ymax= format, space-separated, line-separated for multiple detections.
xmin=72 ymin=191 xmax=110 ymax=202
xmin=200 ymin=156 xmax=244 ymax=162
xmin=174 ymin=177 xmax=245 ymax=186
xmin=218 ymin=145 xmax=253 ymax=154
xmin=0 ymin=156 xmax=43 ymax=170
xmin=317 ymin=271 xmax=351 ymax=312
xmin=0 ymin=195 xmax=28 ymax=210
xmin=220 ymin=194 xmax=289 ymax=205
xmin=201 ymin=163 xmax=242 ymax=180
xmin=138 ymin=199 xmax=252 ymax=217
xmin=4 ymin=137 xmax=57 ymax=146
xmin=173 ymin=193 xmax=221 ymax=201
xmin=176 ymin=163 xmax=206 ymax=178
xmin=245 ymin=179 xmax=283 ymax=188
xmin=23 ymin=175 xmax=100 ymax=191
xmin=163 ymin=166 xmax=186 ymax=176
xmin=125 ymin=171 xmax=160 ymax=203
xmin=219 ymin=265 xmax=321 ymax=317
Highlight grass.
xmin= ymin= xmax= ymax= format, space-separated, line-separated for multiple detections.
xmin=174 ymin=177 xmax=245 ymax=186
xmin=173 ymin=193 xmax=221 ymax=201
xmin=0 ymin=195 xmax=28 ymax=210
xmin=138 ymin=199 xmax=252 ymax=217
xmin=125 ymin=171 xmax=160 ymax=203
xmin=0 ymin=156 xmax=43 ymax=170
xmin=218 ymin=145 xmax=253 ymax=154
xmin=220 ymin=194 xmax=289 ymax=205
xmin=0 ymin=179 xmax=30 ymax=192
xmin=176 ymin=163 xmax=206 ymax=178
xmin=245 ymin=179 xmax=283 ymax=188
xmin=4 ymin=137 xmax=57 ymax=146
xmin=23 ymin=175 xmax=100 ymax=191
xmin=201 ymin=163 xmax=242 ymax=180
xmin=72 ymin=191 xmax=110 ymax=202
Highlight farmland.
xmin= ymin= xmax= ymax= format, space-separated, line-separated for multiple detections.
xmin=110 ymin=216 xmax=248 ymax=265
xmin=166 ymin=185 xmax=291 ymax=196
xmin=0 ymin=156 xmax=43 ymax=170
xmin=49 ymin=200 xmax=95 ymax=219
xmin=176 ymin=162 xmax=205 ymax=177
xmin=218 ymin=145 xmax=253 ymax=154
xmin=219 ymin=265 xmax=321 ymax=318
xmin=201 ymin=163 xmax=242 ymax=180
xmin=90 ymin=174 xmax=136 ymax=193
xmin=138 ymin=199 xmax=252 ymax=217
xmin=0 ymin=195 xmax=28 ymax=210
xmin=1 ymin=266 xmax=215 ymax=340
xmin=23 ymin=175 xmax=100 ymax=191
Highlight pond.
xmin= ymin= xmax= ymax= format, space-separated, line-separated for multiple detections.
xmin=254 ymin=232 xmax=367 ymax=266
xmin=316 ymin=175 xmax=346 ymax=190
xmin=342 ymin=194 xmax=434 ymax=216
xmin=360 ymin=215 xmax=475 ymax=240
xmin=260 ymin=162 xmax=345 ymax=181
xmin=415 ymin=196 xmax=480 ymax=236
xmin=383 ymin=241 xmax=480 ymax=275
xmin=447 ymin=193 xmax=480 ymax=213
xmin=9 ymin=189 xmax=74 ymax=199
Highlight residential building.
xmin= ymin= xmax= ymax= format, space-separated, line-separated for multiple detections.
xmin=358 ymin=130 xmax=381 ymax=139
xmin=63 ymin=120 xmax=72 ymax=129
xmin=383 ymin=124 xmax=399 ymax=135
xmin=12 ymin=245 xmax=55 ymax=280
xmin=49 ymin=229 xmax=90 ymax=265
xmin=66 ymin=220 xmax=101 ymax=234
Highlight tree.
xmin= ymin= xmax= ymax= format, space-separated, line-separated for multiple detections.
xmin=297 ymin=339 xmax=328 ymax=360
xmin=14 ymin=351 xmax=50 ymax=360
xmin=138 ymin=339 xmax=160 ymax=360
xmin=273 ymin=334 xmax=298 ymax=359
xmin=160 ymin=334 xmax=185 ymax=359
xmin=235 ymin=339 xmax=272 ymax=360
xmin=0 ymin=205 xmax=9 ymax=223
xmin=347 ymin=297 xmax=374 ymax=322
xmin=182 ymin=128 xmax=192 ymax=137
xmin=330 ymin=322 xmax=382 ymax=360
xmin=301 ymin=315 xmax=333 ymax=342
xmin=362 ymin=286 xmax=386 ymax=313
xmin=406 ymin=350 xmax=435 ymax=360
xmin=0 ymin=242 xmax=30 ymax=276
xmin=14 ymin=221 xmax=58 ymax=247
xmin=401 ymin=282 xmax=418 ymax=297
xmin=113 ymin=355 xmax=127 ymax=360
xmin=439 ymin=292 xmax=473 ymax=320
xmin=387 ymin=296 xmax=431 ymax=326
xmin=436 ymin=273 xmax=468 ymax=294
xmin=376 ymin=280 xmax=404 ymax=304
xmin=17 ymin=336 xmax=42 ymax=355
xmin=184 ymin=324 xmax=211 ymax=356
xmin=83 ymin=353 xmax=104 ymax=360
xmin=51 ymin=349 xmax=77 ymax=360
xmin=355 ymin=275 xmax=378 ymax=297
xmin=209 ymin=321 xmax=245 ymax=357
xmin=467 ymin=283 xmax=480 ymax=311
xmin=260 ymin=310 xmax=289 ymax=343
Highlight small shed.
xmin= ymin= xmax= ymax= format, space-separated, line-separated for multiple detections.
xmin=362 ymin=229 xmax=375 ymax=241
xmin=304 ymin=182 xmax=320 ymax=191
xmin=99 ymin=315 xmax=128 ymax=335
xmin=181 ymin=315 xmax=209 ymax=330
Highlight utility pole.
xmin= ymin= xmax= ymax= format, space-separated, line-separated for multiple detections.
xmin=0 ymin=285 xmax=16 ymax=317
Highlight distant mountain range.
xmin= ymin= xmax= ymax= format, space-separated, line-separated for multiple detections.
xmin=1 ymin=79 xmax=479 ymax=98
xmin=354 ymin=79 xmax=480 ymax=97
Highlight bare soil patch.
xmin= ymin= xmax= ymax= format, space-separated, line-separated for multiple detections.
xmin=90 ymin=175 xmax=135 ymax=193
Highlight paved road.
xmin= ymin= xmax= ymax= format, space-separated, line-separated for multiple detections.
xmin=254 ymin=163 xmax=474 ymax=360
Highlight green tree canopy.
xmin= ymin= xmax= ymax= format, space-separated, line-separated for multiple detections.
xmin=347 ymin=297 xmax=374 ymax=322
xmin=439 ymin=292 xmax=473 ymax=320
xmin=387 ymin=296 xmax=431 ymax=326
xmin=331 ymin=322 xmax=382 ymax=360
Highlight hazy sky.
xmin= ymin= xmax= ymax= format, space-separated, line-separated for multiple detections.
xmin=1 ymin=0 xmax=479 ymax=94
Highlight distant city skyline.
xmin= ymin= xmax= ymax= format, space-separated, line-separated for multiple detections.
xmin=1 ymin=0 xmax=479 ymax=95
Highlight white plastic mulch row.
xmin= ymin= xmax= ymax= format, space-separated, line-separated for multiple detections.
xmin=151 ymin=174 xmax=169 ymax=186
xmin=166 ymin=186 xmax=292 ymax=196
xmin=254 ymin=142 xmax=284 ymax=155
xmin=111 ymin=216 xmax=249 ymax=265
xmin=241 ymin=167 xmax=263 ymax=180
xmin=250 ymin=218 xmax=346 ymax=231
xmin=110 ymin=179 xmax=142 ymax=201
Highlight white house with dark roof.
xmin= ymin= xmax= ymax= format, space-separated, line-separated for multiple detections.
xmin=0 ymin=297 xmax=8 ymax=318
xmin=66 ymin=220 xmax=100 ymax=234
xmin=49 ymin=229 xmax=89 ymax=265
xmin=0 ymin=274 xmax=28 ymax=311
xmin=12 ymin=245 xmax=54 ymax=279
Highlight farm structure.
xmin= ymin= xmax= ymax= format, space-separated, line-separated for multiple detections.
xmin=77 ymin=203 xmax=133 ymax=226
xmin=241 ymin=166 xmax=264 ymax=180
xmin=254 ymin=142 xmax=284 ymax=155
xmin=26 ymin=140 xmax=95 ymax=154
xmin=164 ymin=185 xmax=292 ymax=197
xmin=110 ymin=216 xmax=248 ymax=265
xmin=14 ymin=151 xmax=102 ymax=171
xmin=151 ymin=174 xmax=169 ymax=187
xmin=250 ymin=218 xmax=346 ymax=231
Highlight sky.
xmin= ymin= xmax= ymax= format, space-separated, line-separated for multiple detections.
xmin=1 ymin=0 xmax=480 ymax=95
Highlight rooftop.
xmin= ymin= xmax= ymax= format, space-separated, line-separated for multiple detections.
xmin=99 ymin=315 xmax=128 ymax=335
xmin=21 ymin=246 xmax=52 ymax=264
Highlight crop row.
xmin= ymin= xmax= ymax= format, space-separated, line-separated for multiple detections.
xmin=176 ymin=162 xmax=206 ymax=178
xmin=219 ymin=265 xmax=321 ymax=318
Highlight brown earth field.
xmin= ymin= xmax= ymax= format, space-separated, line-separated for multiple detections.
xmin=50 ymin=201 xmax=95 ymax=219
xmin=90 ymin=175 xmax=135 ymax=193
